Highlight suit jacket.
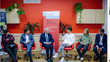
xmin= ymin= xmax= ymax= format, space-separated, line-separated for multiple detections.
xmin=94 ymin=33 xmax=107 ymax=48
xmin=2 ymin=34 xmax=15 ymax=47
xmin=40 ymin=33 xmax=54 ymax=46
xmin=20 ymin=34 xmax=34 ymax=45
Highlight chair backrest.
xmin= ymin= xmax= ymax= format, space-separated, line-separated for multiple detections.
xmin=15 ymin=43 xmax=19 ymax=50
xmin=40 ymin=42 xmax=55 ymax=50
xmin=21 ymin=42 xmax=36 ymax=50
xmin=1 ymin=41 xmax=4 ymax=51
xmin=76 ymin=42 xmax=91 ymax=51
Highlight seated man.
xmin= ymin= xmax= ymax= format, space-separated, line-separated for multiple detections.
xmin=20 ymin=28 xmax=34 ymax=62
xmin=40 ymin=28 xmax=54 ymax=62
xmin=53 ymin=27 xmax=75 ymax=62
xmin=93 ymin=28 xmax=107 ymax=62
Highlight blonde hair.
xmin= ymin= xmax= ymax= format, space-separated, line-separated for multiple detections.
xmin=84 ymin=28 xmax=89 ymax=36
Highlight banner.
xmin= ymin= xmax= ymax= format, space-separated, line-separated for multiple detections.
xmin=0 ymin=11 xmax=7 ymax=53
xmin=43 ymin=11 xmax=60 ymax=52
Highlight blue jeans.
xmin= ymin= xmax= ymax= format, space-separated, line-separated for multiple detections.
xmin=93 ymin=45 xmax=107 ymax=58
xmin=77 ymin=44 xmax=89 ymax=57
xmin=23 ymin=42 xmax=34 ymax=59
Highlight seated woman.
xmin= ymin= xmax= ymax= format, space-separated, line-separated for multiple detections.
xmin=77 ymin=28 xmax=92 ymax=61
xmin=2 ymin=29 xmax=18 ymax=62
xmin=53 ymin=27 xmax=75 ymax=62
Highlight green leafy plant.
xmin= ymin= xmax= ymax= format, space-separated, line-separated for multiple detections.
xmin=25 ymin=21 xmax=41 ymax=35
xmin=17 ymin=8 xmax=25 ymax=15
xmin=5 ymin=6 xmax=14 ymax=11
xmin=5 ymin=0 xmax=25 ymax=15
xmin=74 ymin=2 xmax=83 ymax=23
xmin=59 ymin=21 xmax=71 ymax=33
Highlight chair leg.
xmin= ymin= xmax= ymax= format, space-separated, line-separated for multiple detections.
xmin=4 ymin=56 xmax=10 ymax=62
xmin=19 ymin=55 xmax=25 ymax=59
xmin=74 ymin=55 xmax=79 ymax=60
xmin=66 ymin=51 xmax=68 ymax=62
xmin=20 ymin=54 xmax=29 ymax=61
xmin=32 ymin=54 xmax=37 ymax=59
xmin=83 ymin=55 xmax=91 ymax=61
xmin=38 ymin=54 xmax=46 ymax=59
xmin=59 ymin=50 xmax=75 ymax=62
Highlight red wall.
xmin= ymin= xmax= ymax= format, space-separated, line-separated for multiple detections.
xmin=1 ymin=0 xmax=102 ymax=33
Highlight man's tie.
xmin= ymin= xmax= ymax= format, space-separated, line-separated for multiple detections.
xmin=46 ymin=34 xmax=49 ymax=42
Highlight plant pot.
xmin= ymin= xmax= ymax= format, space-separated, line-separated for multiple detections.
xmin=13 ymin=3 xmax=18 ymax=8
xmin=62 ymin=31 xmax=66 ymax=35
xmin=32 ymin=32 xmax=34 ymax=35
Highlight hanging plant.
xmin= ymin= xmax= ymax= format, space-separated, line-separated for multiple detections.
xmin=5 ymin=0 xmax=25 ymax=15
xmin=74 ymin=2 xmax=83 ymax=23
xmin=17 ymin=8 xmax=25 ymax=15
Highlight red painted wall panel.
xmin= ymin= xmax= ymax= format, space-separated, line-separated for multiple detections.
xmin=1 ymin=0 xmax=102 ymax=33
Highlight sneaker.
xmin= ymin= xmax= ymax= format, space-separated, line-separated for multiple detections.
xmin=53 ymin=53 xmax=59 ymax=58
xmin=77 ymin=56 xmax=80 ymax=59
xmin=80 ymin=57 xmax=84 ymax=61
xmin=60 ymin=57 xmax=65 ymax=62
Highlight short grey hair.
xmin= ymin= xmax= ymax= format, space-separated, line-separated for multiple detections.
xmin=44 ymin=28 xmax=49 ymax=31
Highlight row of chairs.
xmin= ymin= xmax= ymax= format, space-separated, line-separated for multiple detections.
xmin=1 ymin=41 xmax=106 ymax=62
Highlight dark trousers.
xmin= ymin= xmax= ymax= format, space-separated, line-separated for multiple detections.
xmin=4 ymin=47 xmax=17 ymax=62
xmin=77 ymin=44 xmax=89 ymax=57
xmin=93 ymin=45 xmax=107 ymax=58
xmin=43 ymin=44 xmax=53 ymax=59
xmin=23 ymin=42 xmax=33 ymax=59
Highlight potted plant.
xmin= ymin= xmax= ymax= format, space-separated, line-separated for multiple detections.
xmin=59 ymin=21 xmax=71 ymax=34
xmin=74 ymin=2 xmax=83 ymax=23
xmin=25 ymin=21 xmax=41 ymax=35
xmin=5 ymin=0 xmax=25 ymax=15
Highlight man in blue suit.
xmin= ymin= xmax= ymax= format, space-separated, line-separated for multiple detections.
xmin=93 ymin=28 xmax=107 ymax=62
xmin=20 ymin=28 xmax=34 ymax=62
xmin=40 ymin=28 xmax=54 ymax=62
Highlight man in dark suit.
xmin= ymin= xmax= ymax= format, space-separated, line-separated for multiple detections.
xmin=40 ymin=28 xmax=54 ymax=62
xmin=20 ymin=28 xmax=35 ymax=62
xmin=93 ymin=28 xmax=107 ymax=62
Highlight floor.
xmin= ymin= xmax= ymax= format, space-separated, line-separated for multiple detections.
xmin=0 ymin=50 xmax=107 ymax=62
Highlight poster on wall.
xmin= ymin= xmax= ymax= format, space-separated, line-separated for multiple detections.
xmin=0 ymin=11 xmax=8 ymax=55
xmin=0 ymin=11 xmax=7 ymax=34
xmin=43 ymin=11 xmax=60 ymax=52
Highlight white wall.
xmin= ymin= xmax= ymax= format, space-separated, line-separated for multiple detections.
xmin=102 ymin=0 xmax=107 ymax=34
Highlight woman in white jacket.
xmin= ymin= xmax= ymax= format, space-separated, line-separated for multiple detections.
xmin=53 ymin=27 xmax=75 ymax=62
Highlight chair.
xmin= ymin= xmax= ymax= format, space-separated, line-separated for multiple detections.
xmin=93 ymin=45 xmax=107 ymax=62
xmin=59 ymin=41 xmax=75 ymax=62
xmin=74 ymin=42 xmax=92 ymax=61
xmin=1 ymin=41 xmax=19 ymax=62
xmin=19 ymin=42 xmax=37 ymax=61
xmin=38 ymin=42 xmax=55 ymax=59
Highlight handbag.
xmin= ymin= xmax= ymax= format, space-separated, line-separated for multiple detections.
xmin=8 ymin=43 xmax=16 ymax=49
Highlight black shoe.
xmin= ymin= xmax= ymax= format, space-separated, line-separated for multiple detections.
xmin=30 ymin=59 xmax=33 ymax=62
xmin=47 ymin=59 xmax=51 ymax=62
xmin=50 ymin=58 xmax=53 ymax=62
xmin=25 ymin=54 xmax=29 ymax=57
xmin=94 ymin=57 xmax=98 ymax=61
xmin=12 ymin=61 xmax=18 ymax=62
xmin=99 ymin=58 xmax=102 ymax=62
